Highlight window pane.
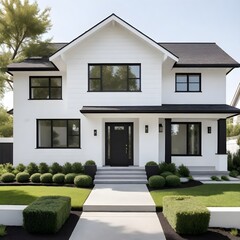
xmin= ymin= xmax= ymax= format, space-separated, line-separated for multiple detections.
xmin=89 ymin=65 xmax=101 ymax=78
xmin=129 ymin=79 xmax=140 ymax=91
xmin=129 ymin=65 xmax=140 ymax=78
xmin=68 ymin=120 xmax=80 ymax=147
xmin=50 ymin=88 xmax=62 ymax=99
xmin=189 ymin=75 xmax=200 ymax=83
xmin=89 ymin=79 xmax=101 ymax=91
xmin=52 ymin=120 xmax=67 ymax=147
xmin=102 ymin=65 xmax=127 ymax=91
xmin=189 ymin=83 xmax=200 ymax=91
xmin=171 ymin=124 xmax=187 ymax=154
xmin=188 ymin=124 xmax=200 ymax=155
xmin=32 ymin=88 xmax=49 ymax=99
xmin=176 ymin=75 xmax=187 ymax=83
xmin=176 ymin=83 xmax=187 ymax=91
xmin=38 ymin=120 xmax=51 ymax=147
xmin=51 ymin=77 xmax=62 ymax=87
xmin=31 ymin=78 xmax=49 ymax=87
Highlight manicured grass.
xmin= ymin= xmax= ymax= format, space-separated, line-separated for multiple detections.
xmin=150 ymin=184 xmax=240 ymax=209
xmin=0 ymin=186 xmax=91 ymax=210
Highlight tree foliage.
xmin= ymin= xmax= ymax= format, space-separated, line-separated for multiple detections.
xmin=227 ymin=123 xmax=240 ymax=137
xmin=0 ymin=106 xmax=13 ymax=137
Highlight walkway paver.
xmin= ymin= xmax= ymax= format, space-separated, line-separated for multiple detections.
xmin=83 ymin=184 xmax=156 ymax=212
xmin=70 ymin=212 xmax=166 ymax=240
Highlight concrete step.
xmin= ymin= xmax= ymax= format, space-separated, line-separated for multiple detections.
xmin=96 ymin=171 xmax=146 ymax=175
xmin=98 ymin=167 xmax=145 ymax=171
xmin=95 ymin=174 xmax=147 ymax=179
xmin=94 ymin=179 xmax=148 ymax=184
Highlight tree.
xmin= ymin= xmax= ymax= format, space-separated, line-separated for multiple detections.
xmin=0 ymin=0 xmax=53 ymax=97
xmin=0 ymin=106 xmax=13 ymax=137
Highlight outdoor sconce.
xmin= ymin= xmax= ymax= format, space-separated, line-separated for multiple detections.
xmin=207 ymin=127 xmax=211 ymax=134
xmin=159 ymin=124 xmax=163 ymax=133
xmin=94 ymin=129 xmax=97 ymax=136
xmin=145 ymin=125 xmax=149 ymax=133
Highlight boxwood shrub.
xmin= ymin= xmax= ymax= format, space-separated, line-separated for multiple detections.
xmin=30 ymin=173 xmax=41 ymax=183
xmin=65 ymin=173 xmax=78 ymax=184
xmin=159 ymin=162 xmax=177 ymax=174
xmin=23 ymin=196 xmax=71 ymax=233
xmin=62 ymin=162 xmax=72 ymax=174
xmin=163 ymin=196 xmax=210 ymax=235
xmin=26 ymin=162 xmax=38 ymax=175
xmin=50 ymin=162 xmax=62 ymax=174
xmin=15 ymin=163 xmax=26 ymax=172
xmin=38 ymin=162 xmax=49 ymax=174
xmin=166 ymin=175 xmax=181 ymax=187
xmin=72 ymin=162 xmax=83 ymax=173
xmin=74 ymin=175 xmax=92 ymax=187
xmin=177 ymin=164 xmax=190 ymax=177
xmin=1 ymin=173 xmax=15 ymax=183
xmin=16 ymin=172 xmax=30 ymax=183
xmin=148 ymin=175 xmax=165 ymax=189
xmin=40 ymin=173 xmax=53 ymax=183
xmin=52 ymin=173 xmax=65 ymax=184
xmin=160 ymin=171 xmax=174 ymax=178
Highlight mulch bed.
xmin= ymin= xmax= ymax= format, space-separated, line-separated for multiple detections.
xmin=2 ymin=211 xmax=81 ymax=240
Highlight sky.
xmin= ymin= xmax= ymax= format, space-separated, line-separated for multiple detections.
xmin=2 ymin=0 xmax=240 ymax=108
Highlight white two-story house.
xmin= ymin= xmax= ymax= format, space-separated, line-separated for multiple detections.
xmin=8 ymin=14 xmax=240 ymax=171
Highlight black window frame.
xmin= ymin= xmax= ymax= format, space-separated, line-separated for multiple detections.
xmin=29 ymin=76 xmax=62 ymax=100
xmin=171 ymin=122 xmax=201 ymax=156
xmin=175 ymin=73 xmax=201 ymax=92
xmin=37 ymin=119 xmax=81 ymax=149
xmin=88 ymin=64 xmax=141 ymax=92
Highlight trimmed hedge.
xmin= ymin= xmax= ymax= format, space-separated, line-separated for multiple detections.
xmin=52 ymin=173 xmax=65 ymax=184
xmin=159 ymin=162 xmax=177 ymax=174
xmin=50 ymin=162 xmax=62 ymax=174
xmin=1 ymin=173 xmax=15 ymax=183
xmin=40 ymin=173 xmax=53 ymax=183
xmin=63 ymin=162 xmax=72 ymax=174
xmin=30 ymin=173 xmax=41 ymax=183
xmin=163 ymin=196 xmax=210 ymax=235
xmin=23 ymin=196 xmax=71 ymax=233
xmin=16 ymin=163 xmax=26 ymax=172
xmin=148 ymin=175 xmax=165 ymax=189
xmin=65 ymin=173 xmax=78 ymax=184
xmin=177 ymin=164 xmax=190 ymax=177
xmin=160 ymin=171 xmax=174 ymax=178
xmin=38 ymin=162 xmax=49 ymax=174
xmin=74 ymin=175 xmax=92 ymax=187
xmin=26 ymin=162 xmax=38 ymax=176
xmin=16 ymin=172 xmax=30 ymax=183
xmin=72 ymin=162 xmax=83 ymax=173
xmin=165 ymin=175 xmax=181 ymax=187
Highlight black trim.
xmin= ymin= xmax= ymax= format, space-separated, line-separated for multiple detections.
xmin=171 ymin=122 xmax=202 ymax=156
xmin=37 ymin=119 xmax=81 ymax=149
xmin=88 ymin=64 xmax=141 ymax=92
xmin=175 ymin=73 xmax=201 ymax=92
xmin=29 ymin=76 xmax=62 ymax=100
xmin=173 ymin=63 xmax=240 ymax=68
xmin=165 ymin=119 xmax=172 ymax=163
xmin=217 ymin=119 xmax=226 ymax=154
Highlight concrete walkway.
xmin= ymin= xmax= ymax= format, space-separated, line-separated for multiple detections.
xmin=70 ymin=184 xmax=166 ymax=240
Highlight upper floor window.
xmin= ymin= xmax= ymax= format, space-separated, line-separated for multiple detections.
xmin=88 ymin=64 xmax=141 ymax=92
xmin=30 ymin=76 xmax=62 ymax=99
xmin=175 ymin=73 xmax=201 ymax=92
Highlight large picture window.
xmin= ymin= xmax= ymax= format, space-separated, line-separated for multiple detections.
xmin=175 ymin=73 xmax=201 ymax=92
xmin=88 ymin=64 xmax=141 ymax=92
xmin=171 ymin=123 xmax=201 ymax=156
xmin=37 ymin=119 xmax=80 ymax=148
xmin=30 ymin=77 xmax=62 ymax=99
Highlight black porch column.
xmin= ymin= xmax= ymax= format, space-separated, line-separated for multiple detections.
xmin=217 ymin=119 xmax=226 ymax=154
xmin=165 ymin=118 xmax=172 ymax=163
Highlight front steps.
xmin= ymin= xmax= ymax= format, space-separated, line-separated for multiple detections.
xmin=94 ymin=167 xmax=147 ymax=184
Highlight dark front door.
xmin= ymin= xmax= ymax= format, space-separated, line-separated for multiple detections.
xmin=105 ymin=123 xmax=133 ymax=166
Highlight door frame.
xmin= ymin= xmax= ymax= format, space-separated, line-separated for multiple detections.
xmin=105 ymin=122 xmax=134 ymax=166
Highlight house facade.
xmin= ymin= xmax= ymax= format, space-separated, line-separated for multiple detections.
xmin=8 ymin=14 xmax=240 ymax=171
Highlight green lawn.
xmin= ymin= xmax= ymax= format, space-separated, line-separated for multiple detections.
xmin=150 ymin=184 xmax=240 ymax=209
xmin=0 ymin=186 xmax=91 ymax=210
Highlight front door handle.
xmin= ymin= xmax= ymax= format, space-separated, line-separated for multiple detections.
xmin=125 ymin=144 xmax=128 ymax=154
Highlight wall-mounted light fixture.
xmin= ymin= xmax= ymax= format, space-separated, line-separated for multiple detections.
xmin=145 ymin=125 xmax=149 ymax=133
xmin=207 ymin=127 xmax=211 ymax=134
xmin=94 ymin=129 xmax=97 ymax=136
xmin=159 ymin=124 xmax=163 ymax=133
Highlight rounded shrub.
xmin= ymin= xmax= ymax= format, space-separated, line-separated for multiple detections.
xmin=161 ymin=171 xmax=174 ymax=178
xmin=63 ymin=162 xmax=72 ymax=174
xmin=148 ymin=175 xmax=165 ymax=189
xmin=229 ymin=170 xmax=239 ymax=178
xmin=50 ymin=162 xmax=62 ymax=174
xmin=84 ymin=160 xmax=96 ymax=166
xmin=30 ymin=173 xmax=41 ymax=183
xmin=16 ymin=163 xmax=26 ymax=172
xmin=72 ymin=162 xmax=83 ymax=173
xmin=166 ymin=175 xmax=181 ymax=187
xmin=38 ymin=162 xmax=49 ymax=174
xmin=74 ymin=175 xmax=92 ymax=188
xmin=145 ymin=161 xmax=158 ymax=166
xmin=65 ymin=173 xmax=78 ymax=184
xmin=26 ymin=162 xmax=38 ymax=175
xmin=4 ymin=163 xmax=14 ymax=173
xmin=52 ymin=173 xmax=65 ymax=184
xmin=40 ymin=173 xmax=53 ymax=183
xmin=1 ymin=173 xmax=15 ymax=183
xmin=159 ymin=162 xmax=177 ymax=174
xmin=177 ymin=164 xmax=190 ymax=177
xmin=16 ymin=172 xmax=30 ymax=183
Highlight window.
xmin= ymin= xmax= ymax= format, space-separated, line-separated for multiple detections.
xmin=37 ymin=119 xmax=80 ymax=148
xmin=88 ymin=64 xmax=141 ymax=92
xmin=171 ymin=123 xmax=201 ymax=156
xmin=30 ymin=77 xmax=62 ymax=99
xmin=175 ymin=74 xmax=201 ymax=92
